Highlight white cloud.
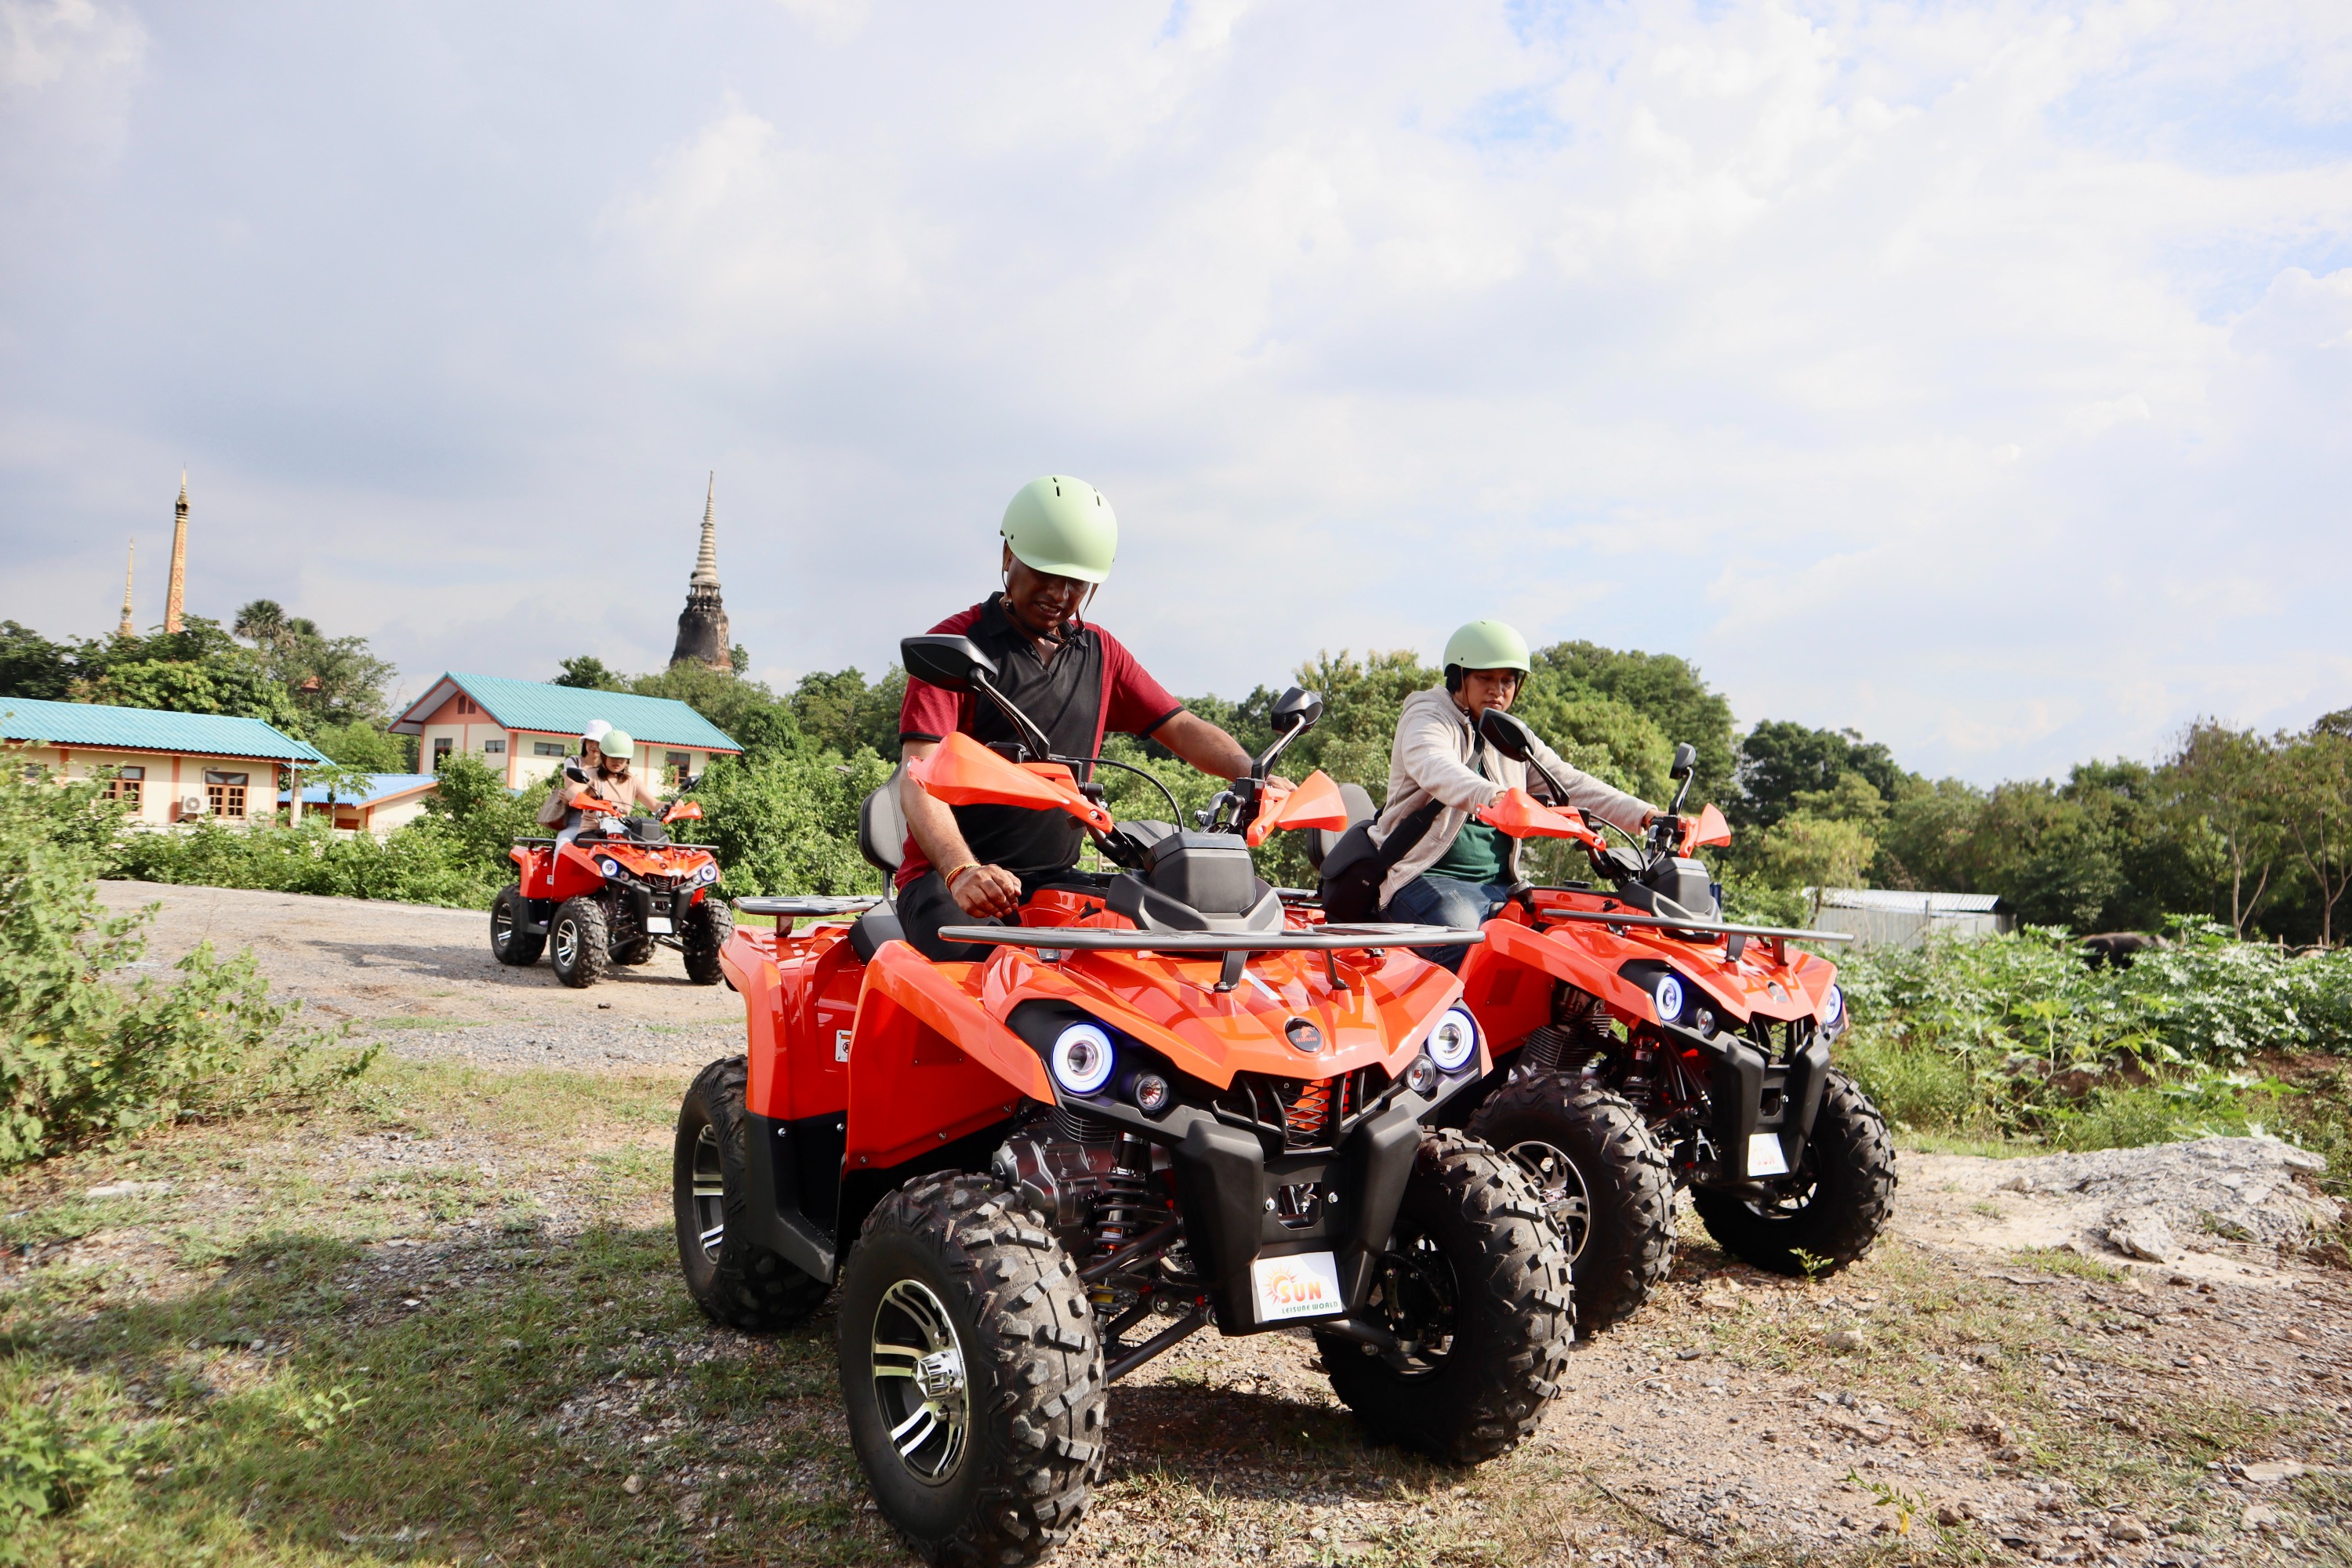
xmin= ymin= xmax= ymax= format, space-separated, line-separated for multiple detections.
xmin=1 ymin=0 xmax=2348 ymax=782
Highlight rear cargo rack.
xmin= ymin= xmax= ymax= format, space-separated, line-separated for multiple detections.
xmin=735 ymin=896 xmax=885 ymax=918
xmin=933 ymin=923 xmax=1480 ymax=953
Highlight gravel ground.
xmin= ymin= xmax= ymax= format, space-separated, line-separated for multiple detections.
xmin=96 ymin=878 xmax=742 ymax=1069
xmin=74 ymin=880 xmax=2352 ymax=1563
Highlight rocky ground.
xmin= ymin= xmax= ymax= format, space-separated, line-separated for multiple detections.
xmin=20 ymin=880 xmax=2347 ymax=1565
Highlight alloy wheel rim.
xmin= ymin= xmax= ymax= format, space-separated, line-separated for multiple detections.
xmin=1504 ymin=1138 xmax=1593 ymax=1261
xmin=690 ymin=1124 xmax=725 ymax=1261
xmin=869 ymin=1278 xmax=970 ymax=1484
xmin=492 ymin=903 xmax=512 ymax=954
xmin=554 ymin=917 xmax=579 ymax=969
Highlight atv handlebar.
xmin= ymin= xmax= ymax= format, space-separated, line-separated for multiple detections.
xmin=935 ymin=922 xmax=1484 ymax=953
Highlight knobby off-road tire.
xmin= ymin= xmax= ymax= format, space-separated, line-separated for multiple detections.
xmin=1693 ymin=1069 xmax=1896 ymax=1276
xmin=681 ymin=895 xmax=734 ymax=986
xmin=489 ymin=884 xmax=544 ymax=966
xmin=840 ymin=1174 xmax=1105 ymax=1568
xmin=1468 ymin=1075 xmax=1675 ymax=1332
xmin=1317 ymin=1131 xmax=1573 ymax=1465
xmin=674 ymin=1056 xmax=829 ymax=1330
xmin=615 ymin=939 xmax=655 ymax=967
xmin=548 ymin=896 xmax=609 ymax=988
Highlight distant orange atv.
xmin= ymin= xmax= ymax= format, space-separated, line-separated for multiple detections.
xmin=673 ymin=636 xmax=1572 ymax=1568
xmin=491 ymin=789 xmax=730 ymax=987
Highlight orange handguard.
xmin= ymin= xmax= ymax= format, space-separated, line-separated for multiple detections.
xmin=1472 ymin=786 xmax=1603 ymax=848
xmin=1244 ymin=769 xmax=1351 ymax=848
xmin=1682 ymin=801 xmax=1732 ymax=852
xmin=906 ymin=731 xmax=1116 ymax=835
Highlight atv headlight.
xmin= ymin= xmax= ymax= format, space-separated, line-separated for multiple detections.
xmin=1404 ymin=1054 xmax=1439 ymax=1095
xmin=699 ymin=863 xmax=720 ymax=884
xmin=1050 ymin=1022 xmax=1116 ymax=1097
xmin=599 ymin=858 xmax=622 ymax=878
xmin=1823 ymin=984 xmax=1846 ymax=1030
xmin=1653 ymin=973 xmax=1686 ymax=1023
xmin=1428 ymin=1007 xmax=1478 ymax=1073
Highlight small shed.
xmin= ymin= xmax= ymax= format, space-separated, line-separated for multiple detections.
xmin=278 ymin=772 xmax=439 ymax=836
xmin=1807 ymin=888 xmax=2016 ymax=949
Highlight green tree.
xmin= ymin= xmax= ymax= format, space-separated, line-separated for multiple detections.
xmin=693 ymin=750 xmax=895 ymax=897
xmin=630 ymin=662 xmax=803 ymax=762
xmin=73 ymin=657 xmax=301 ymax=730
xmin=2275 ymin=728 xmax=2352 ymax=946
xmin=2172 ymin=722 xmax=2285 ymax=938
xmin=1733 ymin=720 xmax=1912 ymax=830
xmin=0 ymin=622 xmax=74 ymax=700
xmin=553 ymin=655 xmax=626 ymax=691
xmin=1530 ymin=641 xmax=1737 ymax=807
xmin=1873 ymin=779 xmax=1988 ymax=891
xmin=792 ymin=666 xmax=909 ymax=758
xmin=419 ymin=754 xmax=546 ymax=880
xmin=310 ymin=721 xmax=412 ymax=772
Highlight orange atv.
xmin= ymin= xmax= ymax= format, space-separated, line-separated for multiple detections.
xmin=1318 ymin=710 xmax=1885 ymax=1327
xmin=674 ymin=636 xmax=1572 ymax=1567
xmin=491 ymin=789 xmax=731 ymax=987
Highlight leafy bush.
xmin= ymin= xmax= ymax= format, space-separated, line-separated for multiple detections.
xmin=692 ymin=748 xmax=896 ymax=897
xmin=0 ymin=771 xmax=368 ymax=1170
xmin=1835 ymin=920 xmax=2352 ymax=1147
xmin=113 ymin=816 xmax=494 ymax=907
xmin=0 ymin=1386 xmax=132 ymax=1555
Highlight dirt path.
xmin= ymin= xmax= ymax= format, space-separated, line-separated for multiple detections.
xmin=77 ymin=880 xmax=2352 ymax=1563
xmin=96 ymin=878 xmax=742 ymax=1070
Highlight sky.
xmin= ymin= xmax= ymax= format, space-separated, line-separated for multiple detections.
xmin=2 ymin=0 xmax=2347 ymax=785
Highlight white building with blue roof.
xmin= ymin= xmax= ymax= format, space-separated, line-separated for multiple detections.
xmin=390 ymin=672 xmax=742 ymax=789
xmin=1 ymin=695 xmax=330 ymax=826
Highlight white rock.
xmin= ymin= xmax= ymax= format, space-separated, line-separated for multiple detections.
xmin=2241 ymin=1461 xmax=2305 ymax=1484
xmin=2103 ymin=1214 xmax=2178 ymax=1263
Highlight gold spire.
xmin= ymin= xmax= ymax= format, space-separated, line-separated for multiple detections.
xmin=689 ymin=470 xmax=720 ymax=590
xmin=164 ymin=470 xmax=189 ymax=634
xmin=118 ymin=537 xmax=136 ymax=637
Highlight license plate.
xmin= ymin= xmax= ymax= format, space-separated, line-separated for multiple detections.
xmin=1747 ymin=1132 xmax=1789 ymax=1177
xmin=1250 ymin=1251 xmax=1344 ymax=1323
xmin=644 ymin=916 xmax=674 ymax=934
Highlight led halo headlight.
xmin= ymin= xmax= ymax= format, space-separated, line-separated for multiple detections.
xmin=1049 ymin=1022 xmax=1117 ymax=1097
xmin=598 ymin=858 xmax=622 ymax=878
xmin=1404 ymin=1054 xmax=1440 ymax=1095
xmin=1823 ymin=984 xmax=1846 ymax=1030
xmin=1427 ymin=1006 xmax=1479 ymax=1073
xmin=699 ymin=862 xmax=720 ymax=884
xmin=1652 ymin=973 xmax=1686 ymax=1023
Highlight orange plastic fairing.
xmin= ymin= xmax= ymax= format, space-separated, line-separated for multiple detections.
xmin=1245 ymin=769 xmax=1351 ymax=848
xmin=665 ymin=798 xmax=704 ymax=822
xmin=907 ymin=731 xmax=1116 ymax=834
xmin=1683 ymin=802 xmax=1732 ymax=852
xmin=1473 ymin=787 xmax=1603 ymax=848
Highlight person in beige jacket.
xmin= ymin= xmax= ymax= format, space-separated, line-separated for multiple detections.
xmin=1374 ymin=619 xmax=1658 ymax=969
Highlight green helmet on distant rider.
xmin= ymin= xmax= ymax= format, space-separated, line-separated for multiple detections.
xmin=1001 ymin=474 xmax=1119 ymax=585
xmin=1443 ymin=619 xmax=1532 ymax=691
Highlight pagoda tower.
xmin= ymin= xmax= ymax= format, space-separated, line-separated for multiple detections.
xmin=668 ymin=472 xmax=733 ymax=671
xmin=164 ymin=471 xmax=190 ymax=633
xmin=118 ymin=539 xmax=136 ymax=636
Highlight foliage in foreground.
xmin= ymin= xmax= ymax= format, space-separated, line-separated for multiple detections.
xmin=1835 ymin=922 xmax=2352 ymax=1149
xmin=0 ymin=771 xmax=368 ymax=1171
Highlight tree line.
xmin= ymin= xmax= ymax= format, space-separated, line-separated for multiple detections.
xmin=3 ymin=610 xmax=2345 ymax=943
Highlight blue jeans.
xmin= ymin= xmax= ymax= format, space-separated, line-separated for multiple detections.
xmin=1381 ymin=873 xmax=1512 ymax=973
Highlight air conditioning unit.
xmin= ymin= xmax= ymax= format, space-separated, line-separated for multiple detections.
xmin=180 ymin=795 xmax=207 ymax=815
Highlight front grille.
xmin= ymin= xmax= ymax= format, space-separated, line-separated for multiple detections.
xmin=1215 ymin=1065 xmax=1389 ymax=1149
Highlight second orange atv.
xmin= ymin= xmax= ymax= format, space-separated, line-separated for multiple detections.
xmin=674 ymin=637 xmax=1573 ymax=1568
xmin=492 ymin=789 xmax=730 ymax=987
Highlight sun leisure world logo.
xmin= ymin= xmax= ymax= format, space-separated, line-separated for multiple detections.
xmin=1250 ymin=1250 xmax=1344 ymax=1323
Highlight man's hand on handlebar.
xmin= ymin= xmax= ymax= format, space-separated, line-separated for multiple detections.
xmin=948 ymin=862 xmax=1023 ymax=920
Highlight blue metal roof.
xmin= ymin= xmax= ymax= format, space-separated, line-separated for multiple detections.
xmin=391 ymin=673 xmax=742 ymax=753
xmin=0 ymin=696 xmax=329 ymax=763
xmin=278 ymin=771 xmax=440 ymax=807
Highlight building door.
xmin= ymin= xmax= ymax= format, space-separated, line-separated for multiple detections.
xmin=204 ymin=770 xmax=249 ymax=818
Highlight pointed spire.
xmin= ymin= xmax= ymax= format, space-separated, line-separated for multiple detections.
xmin=118 ymin=538 xmax=136 ymax=637
xmin=690 ymin=470 xmax=720 ymax=589
xmin=164 ymin=468 xmax=190 ymax=634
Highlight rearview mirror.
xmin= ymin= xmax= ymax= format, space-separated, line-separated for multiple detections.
xmin=1270 ymin=686 xmax=1324 ymax=731
xmin=1478 ymin=707 xmax=1537 ymax=763
xmin=901 ymin=635 xmax=1000 ymax=691
xmin=1670 ymin=742 xmax=1697 ymax=780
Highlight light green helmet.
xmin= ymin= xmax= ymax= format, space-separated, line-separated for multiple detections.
xmin=1001 ymin=474 xmax=1117 ymax=584
xmin=1442 ymin=619 xmax=1533 ymax=676
xmin=598 ymin=729 xmax=635 ymax=761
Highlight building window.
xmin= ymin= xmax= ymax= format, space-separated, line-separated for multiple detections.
xmin=433 ymin=737 xmax=453 ymax=768
xmin=484 ymin=739 xmax=506 ymax=754
xmin=205 ymin=770 xmax=249 ymax=818
xmin=106 ymin=766 xmax=144 ymax=809
xmin=457 ymin=694 xmax=476 ymax=714
xmin=533 ymin=740 xmax=565 ymax=757
xmin=667 ymin=750 xmax=691 ymax=786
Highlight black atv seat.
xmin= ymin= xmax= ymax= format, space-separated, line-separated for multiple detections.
xmin=858 ymin=771 xmax=907 ymax=873
xmin=848 ymin=907 xmax=906 ymax=962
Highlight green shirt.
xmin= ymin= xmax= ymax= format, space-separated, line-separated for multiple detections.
xmin=1426 ymin=818 xmax=1509 ymax=884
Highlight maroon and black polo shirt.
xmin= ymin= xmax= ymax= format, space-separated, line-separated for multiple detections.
xmin=896 ymin=595 xmax=1183 ymax=887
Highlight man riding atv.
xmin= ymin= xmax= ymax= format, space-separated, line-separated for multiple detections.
xmin=895 ymin=474 xmax=1289 ymax=958
xmin=1348 ymin=619 xmax=1661 ymax=969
